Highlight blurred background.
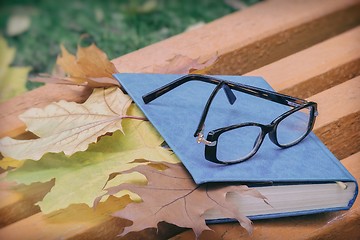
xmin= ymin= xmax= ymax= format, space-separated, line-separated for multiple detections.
xmin=0 ymin=0 xmax=260 ymax=89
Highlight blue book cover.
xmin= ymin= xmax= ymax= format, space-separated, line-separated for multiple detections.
xmin=115 ymin=73 xmax=358 ymax=219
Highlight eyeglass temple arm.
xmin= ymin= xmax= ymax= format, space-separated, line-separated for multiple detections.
xmin=143 ymin=74 xmax=306 ymax=107
xmin=226 ymin=81 xmax=307 ymax=108
xmin=192 ymin=79 xmax=307 ymax=137
xmin=142 ymin=74 xmax=237 ymax=105
xmin=194 ymin=81 xmax=228 ymax=137
xmin=142 ymin=74 xmax=309 ymax=137
xmin=190 ymin=77 xmax=309 ymax=137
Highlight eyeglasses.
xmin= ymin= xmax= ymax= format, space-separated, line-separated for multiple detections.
xmin=142 ymin=74 xmax=318 ymax=165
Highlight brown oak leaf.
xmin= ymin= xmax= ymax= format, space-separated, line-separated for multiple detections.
xmin=152 ymin=54 xmax=218 ymax=75
xmin=95 ymin=161 xmax=268 ymax=239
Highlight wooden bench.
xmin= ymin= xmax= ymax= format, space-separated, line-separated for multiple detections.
xmin=0 ymin=0 xmax=359 ymax=239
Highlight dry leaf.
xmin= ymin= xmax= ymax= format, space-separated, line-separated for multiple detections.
xmin=96 ymin=162 xmax=268 ymax=238
xmin=31 ymin=43 xmax=119 ymax=87
xmin=0 ymin=87 xmax=135 ymax=160
xmin=5 ymin=104 xmax=179 ymax=213
xmin=0 ymin=157 xmax=24 ymax=170
xmin=152 ymin=54 xmax=218 ymax=75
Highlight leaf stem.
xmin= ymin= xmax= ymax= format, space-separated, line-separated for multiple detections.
xmin=121 ymin=115 xmax=148 ymax=121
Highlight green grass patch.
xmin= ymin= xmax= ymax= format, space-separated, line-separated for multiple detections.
xmin=0 ymin=0 xmax=260 ymax=89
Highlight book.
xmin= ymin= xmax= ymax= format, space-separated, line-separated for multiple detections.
xmin=114 ymin=73 xmax=358 ymax=220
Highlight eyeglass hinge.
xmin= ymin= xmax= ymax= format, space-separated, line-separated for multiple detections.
xmin=287 ymin=101 xmax=302 ymax=108
xmin=196 ymin=131 xmax=216 ymax=146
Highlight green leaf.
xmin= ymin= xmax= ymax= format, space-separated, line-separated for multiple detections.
xmin=5 ymin=104 xmax=179 ymax=213
xmin=0 ymin=157 xmax=24 ymax=170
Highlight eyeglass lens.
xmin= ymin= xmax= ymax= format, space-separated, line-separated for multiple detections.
xmin=215 ymin=106 xmax=312 ymax=163
xmin=216 ymin=125 xmax=262 ymax=162
xmin=276 ymin=106 xmax=312 ymax=146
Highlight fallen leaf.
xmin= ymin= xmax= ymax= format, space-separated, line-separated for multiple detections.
xmin=31 ymin=43 xmax=119 ymax=87
xmin=0 ymin=87 xmax=135 ymax=160
xmin=0 ymin=157 xmax=24 ymax=170
xmin=152 ymin=54 xmax=218 ymax=75
xmin=31 ymin=74 xmax=119 ymax=88
xmin=73 ymin=43 xmax=115 ymax=79
xmin=45 ymin=195 xmax=133 ymax=225
xmin=0 ymin=36 xmax=30 ymax=102
xmin=5 ymin=104 xmax=179 ymax=213
xmin=6 ymin=14 xmax=31 ymax=36
xmin=97 ymin=162 xmax=268 ymax=238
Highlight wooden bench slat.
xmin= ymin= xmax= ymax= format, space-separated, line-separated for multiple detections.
xmin=0 ymin=78 xmax=358 ymax=239
xmin=1 ymin=0 xmax=359 ymax=239
xmin=305 ymin=152 xmax=360 ymax=240
xmin=0 ymin=198 xmax=126 ymax=240
xmin=0 ymin=195 xmax=182 ymax=240
xmin=247 ymin=26 xmax=360 ymax=98
xmin=113 ymin=0 xmax=360 ymax=75
xmin=311 ymin=76 xmax=360 ymax=159
xmin=0 ymin=85 xmax=91 ymax=138
xmin=1 ymin=152 xmax=358 ymax=240
xmin=1 ymin=0 xmax=359 ymax=139
xmin=2 ymin=40 xmax=359 ymax=240
xmin=1 ymin=72 xmax=357 ymax=220
xmin=0 ymin=180 xmax=54 ymax=228
xmin=171 ymin=152 xmax=360 ymax=240
xmin=310 ymin=76 xmax=360 ymax=129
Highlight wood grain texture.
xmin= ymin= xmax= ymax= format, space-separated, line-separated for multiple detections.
xmin=311 ymin=77 xmax=360 ymax=159
xmin=1 ymin=149 xmax=358 ymax=240
xmin=0 ymin=196 xmax=132 ymax=240
xmin=304 ymin=152 xmax=360 ymax=240
xmin=1 ymin=0 xmax=359 ymax=139
xmin=0 ymin=180 xmax=54 ymax=228
xmin=0 ymin=85 xmax=92 ymax=138
xmin=171 ymin=152 xmax=360 ymax=240
xmin=247 ymin=26 xmax=360 ymax=98
xmin=0 ymin=0 xmax=359 ymax=239
xmin=0 ymin=68 xmax=358 ymax=240
xmin=112 ymin=0 xmax=360 ymax=75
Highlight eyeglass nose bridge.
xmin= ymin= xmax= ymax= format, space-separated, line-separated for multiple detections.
xmin=252 ymin=124 xmax=273 ymax=150
xmin=267 ymin=122 xmax=284 ymax=147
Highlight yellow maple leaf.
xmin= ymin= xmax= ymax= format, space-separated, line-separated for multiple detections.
xmin=0 ymin=157 xmax=24 ymax=170
xmin=0 ymin=36 xmax=30 ymax=102
xmin=5 ymin=103 xmax=179 ymax=213
xmin=0 ymin=87 xmax=137 ymax=160
xmin=32 ymin=43 xmax=119 ymax=87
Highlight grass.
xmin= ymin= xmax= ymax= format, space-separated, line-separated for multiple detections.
xmin=0 ymin=0 xmax=260 ymax=88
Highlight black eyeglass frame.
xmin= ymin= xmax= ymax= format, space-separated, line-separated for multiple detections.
xmin=142 ymin=74 xmax=318 ymax=164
